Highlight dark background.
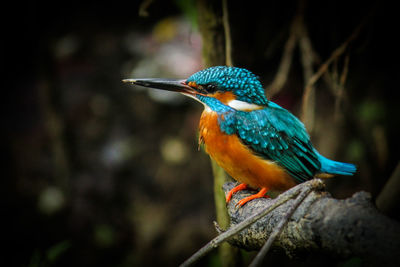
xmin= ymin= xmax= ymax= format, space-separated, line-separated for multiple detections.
xmin=5 ymin=0 xmax=398 ymax=266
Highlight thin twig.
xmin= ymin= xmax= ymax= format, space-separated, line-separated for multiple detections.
xmin=180 ymin=179 xmax=324 ymax=267
xmin=376 ymin=161 xmax=400 ymax=217
xmin=249 ymin=183 xmax=314 ymax=267
xmin=339 ymin=53 xmax=350 ymax=86
xmin=334 ymin=53 xmax=350 ymax=120
xmin=267 ymin=17 xmax=299 ymax=97
xmin=298 ymin=16 xmax=317 ymax=130
xmin=301 ymin=20 xmax=364 ymax=120
xmin=267 ymin=0 xmax=307 ymax=98
xmin=138 ymin=0 xmax=154 ymax=17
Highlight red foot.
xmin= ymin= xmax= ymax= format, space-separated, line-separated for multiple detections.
xmin=226 ymin=183 xmax=248 ymax=203
xmin=236 ymin=187 xmax=268 ymax=207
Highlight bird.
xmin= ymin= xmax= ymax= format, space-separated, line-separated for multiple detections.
xmin=123 ymin=66 xmax=356 ymax=206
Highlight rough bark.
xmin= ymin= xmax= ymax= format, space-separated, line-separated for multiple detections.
xmin=223 ymin=182 xmax=400 ymax=267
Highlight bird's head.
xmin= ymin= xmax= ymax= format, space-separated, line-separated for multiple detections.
xmin=123 ymin=66 xmax=268 ymax=111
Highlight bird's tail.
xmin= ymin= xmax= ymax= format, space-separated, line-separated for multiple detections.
xmin=317 ymin=154 xmax=357 ymax=176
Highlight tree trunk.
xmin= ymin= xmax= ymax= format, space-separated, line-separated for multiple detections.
xmin=223 ymin=182 xmax=400 ymax=267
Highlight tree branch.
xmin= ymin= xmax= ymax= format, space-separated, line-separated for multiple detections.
xmin=376 ymin=161 xmax=400 ymax=220
xmin=180 ymin=179 xmax=322 ymax=267
xmin=249 ymin=180 xmax=313 ymax=267
xmin=223 ymin=182 xmax=400 ymax=266
xmin=300 ymin=16 xmax=364 ymax=122
xmin=266 ymin=15 xmax=298 ymax=98
xmin=180 ymin=180 xmax=324 ymax=266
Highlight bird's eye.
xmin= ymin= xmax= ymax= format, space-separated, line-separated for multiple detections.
xmin=194 ymin=83 xmax=218 ymax=94
xmin=205 ymin=84 xmax=217 ymax=93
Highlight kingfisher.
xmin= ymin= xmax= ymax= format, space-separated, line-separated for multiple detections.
xmin=123 ymin=66 xmax=356 ymax=206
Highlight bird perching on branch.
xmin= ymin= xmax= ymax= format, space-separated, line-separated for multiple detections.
xmin=124 ymin=66 xmax=356 ymax=206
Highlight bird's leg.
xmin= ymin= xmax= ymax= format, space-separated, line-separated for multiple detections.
xmin=226 ymin=183 xmax=248 ymax=203
xmin=236 ymin=187 xmax=269 ymax=207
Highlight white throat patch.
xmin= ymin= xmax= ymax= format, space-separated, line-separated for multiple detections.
xmin=227 ymin=100 xmax=263 ymax=111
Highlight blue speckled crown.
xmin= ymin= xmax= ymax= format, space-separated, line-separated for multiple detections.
xmin=187 ymin=66 xmax=268 ymax=105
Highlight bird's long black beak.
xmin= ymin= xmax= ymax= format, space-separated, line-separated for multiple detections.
xmin=123 ymin=78 xmax=196 ymax=95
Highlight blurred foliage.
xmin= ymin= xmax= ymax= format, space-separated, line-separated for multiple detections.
xmin=5 ymin=0 xmax=399 ymax=266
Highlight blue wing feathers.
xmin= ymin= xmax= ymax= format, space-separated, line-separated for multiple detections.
xmin=216 ymin=101 xmax=356 ymax=182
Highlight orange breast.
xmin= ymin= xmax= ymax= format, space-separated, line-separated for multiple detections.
xmin=199 ymin=110 xmax=296 ymax=191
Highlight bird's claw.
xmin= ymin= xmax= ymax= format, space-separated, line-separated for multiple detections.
xmin=233 ymin=187 xmax=269 ymax=207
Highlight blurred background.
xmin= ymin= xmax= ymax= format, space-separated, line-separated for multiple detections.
xmin=5 ymin=0 xmax=399 ymax=266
